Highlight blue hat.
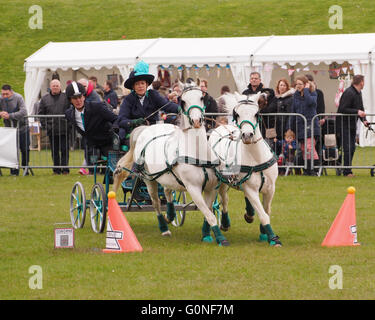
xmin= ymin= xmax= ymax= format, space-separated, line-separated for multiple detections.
xmin=124 ymin=60 xmax=155 ymax=89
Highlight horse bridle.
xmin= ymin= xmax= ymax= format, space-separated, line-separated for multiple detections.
xmin=233 ymin=100 xmax=260 ymax=130
xmin=180 ymin=87 xmax=206 ymax=126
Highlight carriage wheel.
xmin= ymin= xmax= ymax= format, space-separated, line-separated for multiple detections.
xmin=89 ymin=183 xmax=107 ymax=233
xmin=70 ymin=181 xmax=87 ymax=229
xmin=171 ymin=191 xmax=186 ymax=227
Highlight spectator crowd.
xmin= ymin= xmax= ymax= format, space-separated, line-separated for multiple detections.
xmin=0 ymin=65 xmax=369 ymax=178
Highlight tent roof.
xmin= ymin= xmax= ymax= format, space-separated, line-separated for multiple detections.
xmin=24 ymin=39 xmax=158 ymax=71
xmin=24 ymin=34 xmax=375 ymax=71
xmin=139 ymin=36 xmax=270 ymax=66
xmin=253 ymin=33 xmax=375 ymax=66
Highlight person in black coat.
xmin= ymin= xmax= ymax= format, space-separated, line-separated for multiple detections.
xmin=265 ymin=78 xmax=295 ymax=158
xmin=305 ymin=74 xmax=326 ymax=163
xmin=337 ymin=74 xmax=369 ymax=177
xmin=38 ymin=79 xmax=70 ymax=175
xmin=118 ymin=61 xmax=180 ymax=149
xmin=103 ymin=80 xmax=118 ymax=110
xmin=65 ymin=81 xmax=118 ymax=172
xmin=199 ymin=79 xmax=218 ymax=132
xmin=242 ymin=72 xmax=275 ymax=104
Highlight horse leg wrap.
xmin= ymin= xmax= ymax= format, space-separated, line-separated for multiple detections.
xmin=259 ymin=224 xmax=269 ymax=242
xmin=212 ymin=225 xmax=229 ymax=246
xmin=201 ymin=219 xmax=213 ymax=243
xmin=245 ymin=197 xmax=255 ymax=216
xmin=244 ymin=197 xmax=255 ymax=224
xmin=157 ymin=214 xmax=169 ymax=233
xmin=166 ymin=202 xmax=176 ymax=223
xmin=261 ymin=224 xmax=281 ymax=246
xmin=220 ymin=212 xmax=231 ymax=231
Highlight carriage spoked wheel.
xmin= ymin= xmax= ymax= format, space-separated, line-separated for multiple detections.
xmin=171 ymin=191 xmax=186 ymax=227
xmin=89 ymin=183 xmax=108 ymax=233
xmin=70 ymin=181 xmax=87 ymax=229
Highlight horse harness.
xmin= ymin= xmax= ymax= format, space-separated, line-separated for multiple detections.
xmin=211 ymin=108 xmax=277 ymax=190
xmin=132 ymin=132 xmax=218 ymax=192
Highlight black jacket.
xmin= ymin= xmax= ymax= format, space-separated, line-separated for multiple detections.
xmin=264 ymin=89 xmax=294 ymax=139
xmin=316 ymin=89 xmax=325 ymax=116
xmin=337 ymin=85 xmax=366 ymax=132
xmin=104 ymin=89 xmax=119 ymax=109
xmin=203 ymin=93 xmax=218 ymax=130
xmin=242 ymin=83 xmax=275 ymax=103
xmin=118 ymin=89 xmax=179 ymax=141
xmin=65 ymin=101 xmax=118 ymax=147
xmin=38 ymin=91 xmax=70 ymax=135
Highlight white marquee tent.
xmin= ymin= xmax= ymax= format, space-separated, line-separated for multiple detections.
xmin=24 ymin=33 xmax=375 ymax=145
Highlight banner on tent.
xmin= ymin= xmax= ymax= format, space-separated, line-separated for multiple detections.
xmin=0 ymin=127 xmax=19 ymax=168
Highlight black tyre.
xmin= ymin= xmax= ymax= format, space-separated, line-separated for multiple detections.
xmin=70 ymin=182 xmax=87 ymax=229
xmin=90 ymin=183 xmax=108 ymax=233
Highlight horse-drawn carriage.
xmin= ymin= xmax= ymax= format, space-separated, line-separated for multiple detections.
xmin=69 ymin=82 xmax=282 ymax=247
xmin=69 ymin=140 xmax=206 ymax=233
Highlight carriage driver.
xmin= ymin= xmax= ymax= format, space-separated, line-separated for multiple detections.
xmin=118 ymin=60 xmax=180 ymax=150
xmin=65 ymin=81 xmax=118 ymax=172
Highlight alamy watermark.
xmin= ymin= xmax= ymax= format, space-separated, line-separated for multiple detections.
xmin=28 ymin=5 xmax=43 ymax=29
xmin=328 ymin=265 xmax=343 ymax=290
xmin=328 ymin=5 xmax=343 ymax=30
xmin=28 ymin=265 xmax=43 ymax=289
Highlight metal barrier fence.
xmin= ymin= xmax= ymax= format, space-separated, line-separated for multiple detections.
xmin=4 ymin=113 xmax=374 ymax=176
xmin=311 ymin=113 xmax=375 ymax=176
xmin=15 ymin=115 xmax=88 ymax=175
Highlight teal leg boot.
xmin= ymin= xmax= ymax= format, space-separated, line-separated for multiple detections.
xmin=244 ymin=197 xmax=255 ymax=223
xmin=201 ymin=219 xmax=213 ymax=243
xmin=157 ymin=214 xmax=171 ymax=236
xmin=262 ymin=224 xmax=282 ymax=247
xmin=220 ymin=212 xmax=231 ymax=231
xmin=165 ymin=202 xmax=176 ymax=223
xmin=259 ymin=224 xmax=268 ymax=242
xmin=212 ymin=225 xmax=230 ymax=246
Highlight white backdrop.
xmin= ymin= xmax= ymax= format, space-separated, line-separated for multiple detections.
xmin=0 ymin=128 xmax=19 ymax=168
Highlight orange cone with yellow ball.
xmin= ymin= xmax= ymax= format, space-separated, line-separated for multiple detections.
xmin=103 ymin=191 xmax=143 ymax=253
xmin=321 ymin=186 xmax=360 ymax=247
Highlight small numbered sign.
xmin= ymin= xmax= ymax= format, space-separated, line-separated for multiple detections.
xmin=54 ymin=228 xmax=74 ymax=248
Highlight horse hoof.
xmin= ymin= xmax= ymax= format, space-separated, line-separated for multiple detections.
xmin=218 ymin=240 xmax=230 ymax=247
xmin=220 ymin=225 xmax=229 ymax=232
xmin=244 ymin=214 xmax=254 ymax=224
xmin=269 ymin=236 xmax=282 ymax=247
xmin=258 ymin=233 xmax=268 ymax=242
xmin=202 ymin=236 xmax=213 ymax=243
xmin=161 ymin=230 xmax=172 ymax=237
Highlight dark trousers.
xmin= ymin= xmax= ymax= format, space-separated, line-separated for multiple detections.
xmin=85 ymin=142 xmax=112 ymax=174
xmin=10 ymin=129 xmax=30 ymax=176
xmin=341 ymin=129 xmax=356 ymax=176
xmin=48 ymin=134 xmax=70 ymax=174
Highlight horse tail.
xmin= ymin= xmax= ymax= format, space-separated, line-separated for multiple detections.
xmin=112 ymin=126 xmax=147 ymax=192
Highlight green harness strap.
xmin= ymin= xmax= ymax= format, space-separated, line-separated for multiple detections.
xmin=215 ymin=154 xmax=277 ymax=190
xmin=133 ymin=132 xmax=215 ymax=192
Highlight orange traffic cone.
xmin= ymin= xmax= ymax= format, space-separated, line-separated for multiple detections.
xmin=103 ymin=191 xmax=143 ymax=253
xmin=321 ymin=186 xmax=360 ymax=247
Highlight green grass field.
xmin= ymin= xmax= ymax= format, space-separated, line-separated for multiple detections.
xmin=1 ymin=0 xmax=375 ymax=93
xmin=1 ymin=165 xmax=375 ymax=300
xmin=2 ymin=0 xmax=375 ymax=301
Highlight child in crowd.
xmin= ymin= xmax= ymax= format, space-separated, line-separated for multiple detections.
xmin=276 ymin=129 xmax=297 ymax=175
